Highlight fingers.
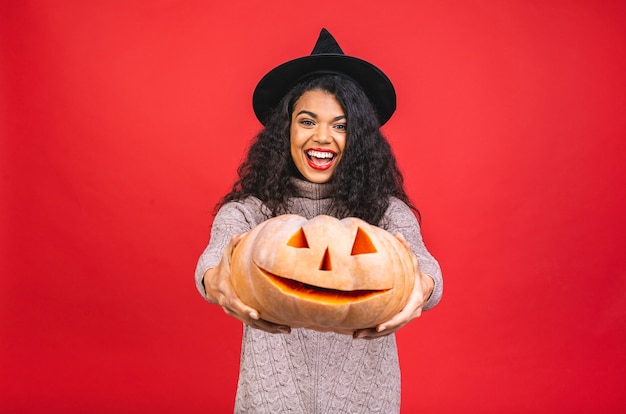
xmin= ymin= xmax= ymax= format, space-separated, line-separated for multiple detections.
xmin=353 ymin=322 xmax=403 ymax=340
xmin=221 ymin=232 xmax=246 ymax=259
xmin=219 ymin=294 xmax=291 ymax=335
xmin=353 ymin=274 xmax=428 ymax=339
xmin=230 ymin=233 xmax=246 ymax=248
xmin=247 ymin=318 xmax=292 ymax=335
xmin=394 ymin=232 xmax=410 ymax=250
xmin=212 ymin=232 xmax=291 ymax=335
xmin=221 ymin=234 xmax=244 ymax=266
xmin=226 ymin=309 xmax=291 ymax=335
xmin=354 ymin=309 xmax=423 ymax=340
xmin=353 ymin=327 xmax=380 ymax=340
xmin=380 ymin=304 xmax=423 ymax=332
xmin=394 ymin=232 xmax=421 ymax=271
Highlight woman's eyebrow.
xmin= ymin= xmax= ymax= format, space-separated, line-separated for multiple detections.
xmin=295 ymin=110 xmax=318 ymax=118
xmin=295 ymin=111 xmax=346 ymax=122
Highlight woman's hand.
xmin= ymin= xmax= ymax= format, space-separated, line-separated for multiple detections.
xmin=203 ymin=234 xmax=292 ymax=335
xmin=352 ymin=233 xmax=434 ymax=340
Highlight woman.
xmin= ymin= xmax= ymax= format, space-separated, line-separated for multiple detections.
xmin=195 ymin=29 xmax=442 ymax=413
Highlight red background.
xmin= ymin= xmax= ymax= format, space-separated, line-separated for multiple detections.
xmin=2 ymin=1 xmax=625 ymax=412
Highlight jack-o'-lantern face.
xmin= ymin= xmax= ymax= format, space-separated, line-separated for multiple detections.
xmin=230 ymin=215 xmax=415 ymax=333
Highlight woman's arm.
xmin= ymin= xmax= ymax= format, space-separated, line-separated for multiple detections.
xmin=380 ymin=198 xmax=443 ymax=310
xmin=194 ymin=203 xmax=255 ymax=299
xmin=195 ymin=201 xmax=292 ymax=334
xmin=353 ymin=198 xmax=443 ymax=339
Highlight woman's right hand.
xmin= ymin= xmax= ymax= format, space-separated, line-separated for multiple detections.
xmin=203 ymin=234 xmax=292 ymax=335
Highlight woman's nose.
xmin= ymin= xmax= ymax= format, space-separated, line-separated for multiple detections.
xmin=314 ymin=126 xmax=332 ymax=143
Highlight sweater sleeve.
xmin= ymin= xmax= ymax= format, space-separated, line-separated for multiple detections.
xmin=194 ymin=200 xmax=265 ymax=300
xmin=380 ymin=199 xmax=443 ymax=311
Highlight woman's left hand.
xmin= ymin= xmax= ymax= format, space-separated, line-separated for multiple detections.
xmin=352 ymin=233 xmax=434 ymax=340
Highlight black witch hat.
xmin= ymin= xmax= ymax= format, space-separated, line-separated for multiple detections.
xmin=252 ymin=28 xmax=396 ymax=126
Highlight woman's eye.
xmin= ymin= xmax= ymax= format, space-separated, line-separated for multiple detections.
xmin=334 ymin=124 xmax=347 ymax=131
xmin=300 ymin=119 xmax=315 ymax=126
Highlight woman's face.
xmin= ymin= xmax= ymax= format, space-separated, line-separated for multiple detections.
xmin=290 ymin=90 xmax=347 ymax=183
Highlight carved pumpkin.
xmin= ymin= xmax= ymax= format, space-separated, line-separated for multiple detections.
xmin=230 ymin=214 xmax=415 ymax=333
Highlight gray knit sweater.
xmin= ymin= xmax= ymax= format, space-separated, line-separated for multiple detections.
xmin=195 ymin=179 xmax=443 ymax=413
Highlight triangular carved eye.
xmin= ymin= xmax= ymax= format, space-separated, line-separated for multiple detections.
xmin=287 ymin=228 xmax=309 ymax=248
xmin=319 ymin=247 xmax=332 ymax=271
xmin=351 ymin=227 xmax=377 ymax=255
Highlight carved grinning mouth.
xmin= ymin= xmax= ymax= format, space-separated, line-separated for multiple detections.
xmin=255 ymin=266 xmax=389 ymax=304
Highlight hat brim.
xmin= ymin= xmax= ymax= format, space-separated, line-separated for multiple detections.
xmin=252 ymin=54 xmax=396 ymax=126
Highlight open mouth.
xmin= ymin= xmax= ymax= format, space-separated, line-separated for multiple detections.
xmin=305 ymin=149 xmax=336 ymax=171
xmin=257 ymin=266 xmax=388 ymax=304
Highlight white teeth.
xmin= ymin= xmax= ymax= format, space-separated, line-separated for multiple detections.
xmin=307 ymin=150 xmax=334 ymax=159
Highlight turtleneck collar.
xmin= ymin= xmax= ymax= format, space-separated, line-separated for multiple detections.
xmin=290 ymin=177 xmax=333 ymax=200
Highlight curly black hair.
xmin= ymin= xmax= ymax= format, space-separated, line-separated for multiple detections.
xmin=217 ymin=74 xmax=418 ymax=225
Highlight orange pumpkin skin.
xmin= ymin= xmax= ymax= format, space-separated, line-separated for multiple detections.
xmin=230 ymin=214 xmax=415 ymax=334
